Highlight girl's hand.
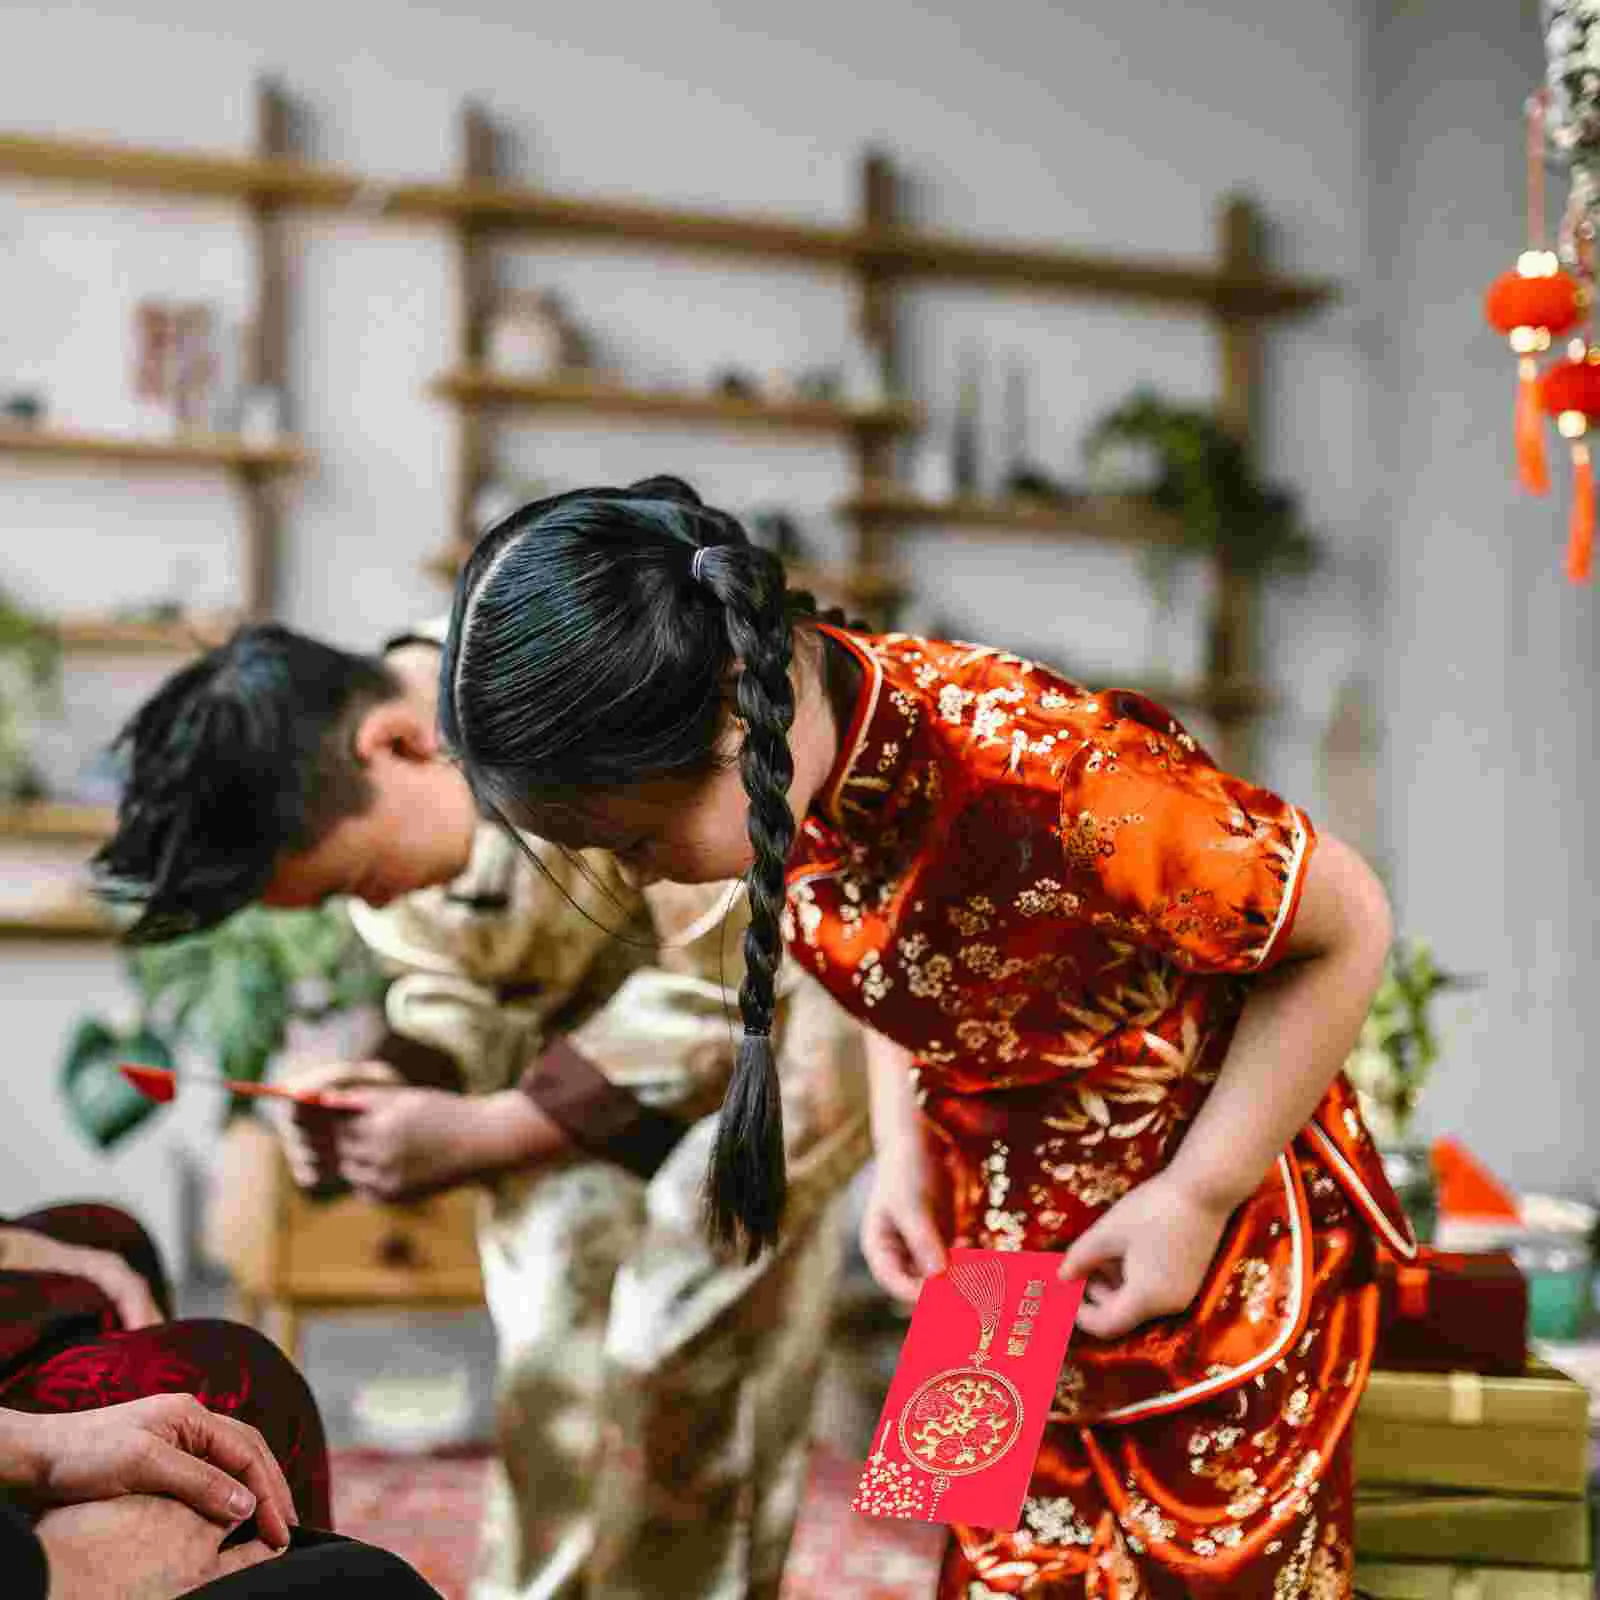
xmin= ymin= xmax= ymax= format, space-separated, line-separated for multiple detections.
xmin=860 ymin=1139 xmax=947 ymax=1305
xmin=0 ymin=1227 xmax=162 ymax=1331
xmin=2 ymin=1394 xmax=295 ymax=1548
xmin=1057 ymin=1172 xmax=1234 ymax=1341
xmin=35 ymin=1494 xmax=279 ymax=1600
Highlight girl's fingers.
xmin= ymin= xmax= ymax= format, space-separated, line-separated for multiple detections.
xmin=1058 ymin=1218 xmax=1122 ymax=1282
xmin=861 ymin=1213 xmax=921 ymax=1304
xmin=897 ymin=1202 xmax=948 ymax=1281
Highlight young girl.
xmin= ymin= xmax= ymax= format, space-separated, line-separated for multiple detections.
xmin=439 ymin=476 xmax=1413 ymax=1599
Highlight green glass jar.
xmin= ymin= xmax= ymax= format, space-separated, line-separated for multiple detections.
xmin=1512 ymin=1232 xmax=1593 ymax=1342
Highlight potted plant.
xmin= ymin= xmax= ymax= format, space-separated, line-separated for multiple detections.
xmin=1343 ymin=936 xmax=1479 ymax=1244
xmin=0 ymin=588 xmax=60 ymax=802
xmin=61 ymin=903 xmax=387 ymax=1151
xmin=1084 ymin=390 xmax=1320 ymax=681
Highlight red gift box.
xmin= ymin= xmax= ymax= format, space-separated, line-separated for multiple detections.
xmin=1376 ymin=1247 xmax=1527 ymax=1377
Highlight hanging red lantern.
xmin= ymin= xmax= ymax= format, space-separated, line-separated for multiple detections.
xmin=1484 ymin=92 xmax=1583 ymax=494
xmin=1536 ymin=348 xmax=1600 ymax=582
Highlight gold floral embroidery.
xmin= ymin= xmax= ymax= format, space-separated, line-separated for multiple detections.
xmin=1123 ymin=1494 xmax=1177 ymax=1546
xmin=1232 ymin=1258 xmax=1273 ymax=1325
xmin=982 ymin=1142 xmax=1026 ymax=1249
xmin=938 ymin=683 xmax=975 ymax=725
xmin=1016 ymin=878 xmax=1081 ymax=918
xmin=959 ymin=943 xmax=1028 ymax=981
xmin=852 ymin=949 xmax=891 ymax=1007
xmin=947 ymin=896 xmax=996 ymax=936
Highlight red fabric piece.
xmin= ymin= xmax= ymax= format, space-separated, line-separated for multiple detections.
xmin=1430 ymin=1138 xmax=1520 ymax=1219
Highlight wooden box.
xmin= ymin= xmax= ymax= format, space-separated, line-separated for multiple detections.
xmin=1354 ymin=1362 xmax=1590 ymax=1497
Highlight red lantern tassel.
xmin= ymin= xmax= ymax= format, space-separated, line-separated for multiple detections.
xmin=1517 ymin=355 xmax=1549 ymax=493
xmin=1568 ymin=440 xmax=1593 ymax=584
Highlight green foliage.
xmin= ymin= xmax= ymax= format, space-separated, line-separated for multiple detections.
xmin=1344 ymin=937 xmax=1478 ymax=1144
xmin=126 ymin=903 xmax=388 ymax=1089
xmin=0 ymin=589 xmax=60 ymax=800
xmin=1085 ymin=389 xmax=1320 ymax=581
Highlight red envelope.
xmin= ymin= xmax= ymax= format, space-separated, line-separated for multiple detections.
xmin=853 ymin=1248 xmax=1085 ymax=1531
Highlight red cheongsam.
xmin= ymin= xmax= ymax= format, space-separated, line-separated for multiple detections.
xmin=785 ymin=630 xmax=1413 ymax=1599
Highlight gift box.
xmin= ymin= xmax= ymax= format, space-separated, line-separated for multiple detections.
xmin=1377 ymin=1248 xmax=1528 ymax=1377
xmin=1355 ymin=1486 xmax=1591 ymax=1569
xmin=1354 ymin=1361 xmax=1590 ymax=1496
xmin=1355 ymin=1559 xmax=1592 ymax=1599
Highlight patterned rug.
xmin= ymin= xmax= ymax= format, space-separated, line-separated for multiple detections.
xmin=330 ymin=1446 xmax=491 ymax=1600
xmin=329 ymin=1440 xmax=945 ymax=1600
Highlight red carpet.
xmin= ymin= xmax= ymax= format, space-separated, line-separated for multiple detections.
xmin=329 ymin=1439 xmax=943 ymax=1600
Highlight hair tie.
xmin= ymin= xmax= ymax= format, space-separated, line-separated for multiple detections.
xmin=690 ymin=546 xmax=710 ymax=585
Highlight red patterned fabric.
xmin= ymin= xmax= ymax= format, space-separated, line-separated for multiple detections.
xmin=0 ymin=1203 xmax=173 ymax=1382
xmin=0 ymin=1204 xmax=329 ymax=1529
xmin=0 ymin=1317 xmax=331 ymax=1529
xmin=783 ymin=631 xmax=1393 ymax=1595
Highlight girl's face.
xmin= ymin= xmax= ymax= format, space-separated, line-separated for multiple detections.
xmin=521 ymin=643 xmax=843 ymax=888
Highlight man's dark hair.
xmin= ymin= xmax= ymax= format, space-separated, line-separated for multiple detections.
xmin=92 ymin=624 xmax=399 ymax=943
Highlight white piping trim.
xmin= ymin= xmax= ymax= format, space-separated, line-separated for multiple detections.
xmin=1097 ymin=1152 xmax=1307 ymax=1424
xmin=1305 ymin=1120 xmax=1419 ymax=1260
xmin=824 ymin=638 xmax=883 ymax=823
xmin=1252 ymin=805 xmax=1312 ymax=972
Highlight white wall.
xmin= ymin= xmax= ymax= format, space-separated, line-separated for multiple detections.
xmin=1374 ymin=0 xmax=1599 ymax=1194
xmin=0 ymin=0 xmax=1392 ymax=1266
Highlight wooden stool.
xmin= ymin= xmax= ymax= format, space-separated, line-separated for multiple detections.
xmin=205 ymin=1116 xmax=484 ymax=1365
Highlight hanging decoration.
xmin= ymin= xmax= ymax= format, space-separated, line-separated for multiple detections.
xmin=1483 ymin=90 xmax=1581 ymax=495
xmin=1537 ymin=343 xmax=1600 ymax=581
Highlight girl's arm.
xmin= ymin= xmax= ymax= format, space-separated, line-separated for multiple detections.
xmin=1061 ymin=832 xmax=1392 ymax=1337
xmin=1164 ymin=831 xmax=1392 ymax=1214
xmin=860 ymin=1030 xmax=947 ymax=1302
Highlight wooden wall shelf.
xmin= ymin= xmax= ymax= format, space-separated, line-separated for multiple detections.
xmin=843 ymin=488 xmax=1185 ymax=547
xmin=0 ymin=426 xmax=307 ymax=474
xmin=0 ymin=132 xmax=1334 ymax=317
xmin=0 ymin=901 xmax=117 ymax=941
xmin=0 ymin=803 xmax=116 ymax=842
xmin=55 ymin=614 xmax=237 ymax=653
xmin=432 ymin=369 xmax=918 ymax=437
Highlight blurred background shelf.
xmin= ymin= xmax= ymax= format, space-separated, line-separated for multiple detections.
xmin=54 ymin=613 xmax=239 ymax=653
xmin=0 ymin=899 xmax=118 ymax=941
xmin=843 ymin=487 xmax=1185 ymax=547
xmin=431 ymin=369 xmax=919 ymax=437
xmin=0 ymin=803 xmax=116 ymax=842
xmin=0 ymin=425 xmax=307 ymax=474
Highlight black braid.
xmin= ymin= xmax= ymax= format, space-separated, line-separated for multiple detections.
xmin=698 ymin=542 xmax=796 ymax=1256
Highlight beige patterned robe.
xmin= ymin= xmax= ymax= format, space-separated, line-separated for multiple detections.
xmin=349 ymin=824 xmax=868 ymax=1600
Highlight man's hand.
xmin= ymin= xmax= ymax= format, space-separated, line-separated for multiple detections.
xmin=0 ymin=1395 xmax=296 ymax=1549
xmin=326 ymin=1086 xmax=567 ymax=1202
xmin=266 ymin=1059 xmax=402 ymax=1191
xmin=34 ymin=1494 xmax=279 ymax=1600
xmin=1057 ymin=1170 xmax=1235 ymax=1341
xmin=0 ymin=1227 xmax=161 ymax=1331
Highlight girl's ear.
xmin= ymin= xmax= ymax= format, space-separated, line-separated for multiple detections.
xmin=354 ymin=700 xmax=437 ymax=764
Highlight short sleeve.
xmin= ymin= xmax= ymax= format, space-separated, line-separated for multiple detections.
xmin=1058 ymin=690 xmax=1316 ymax=975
